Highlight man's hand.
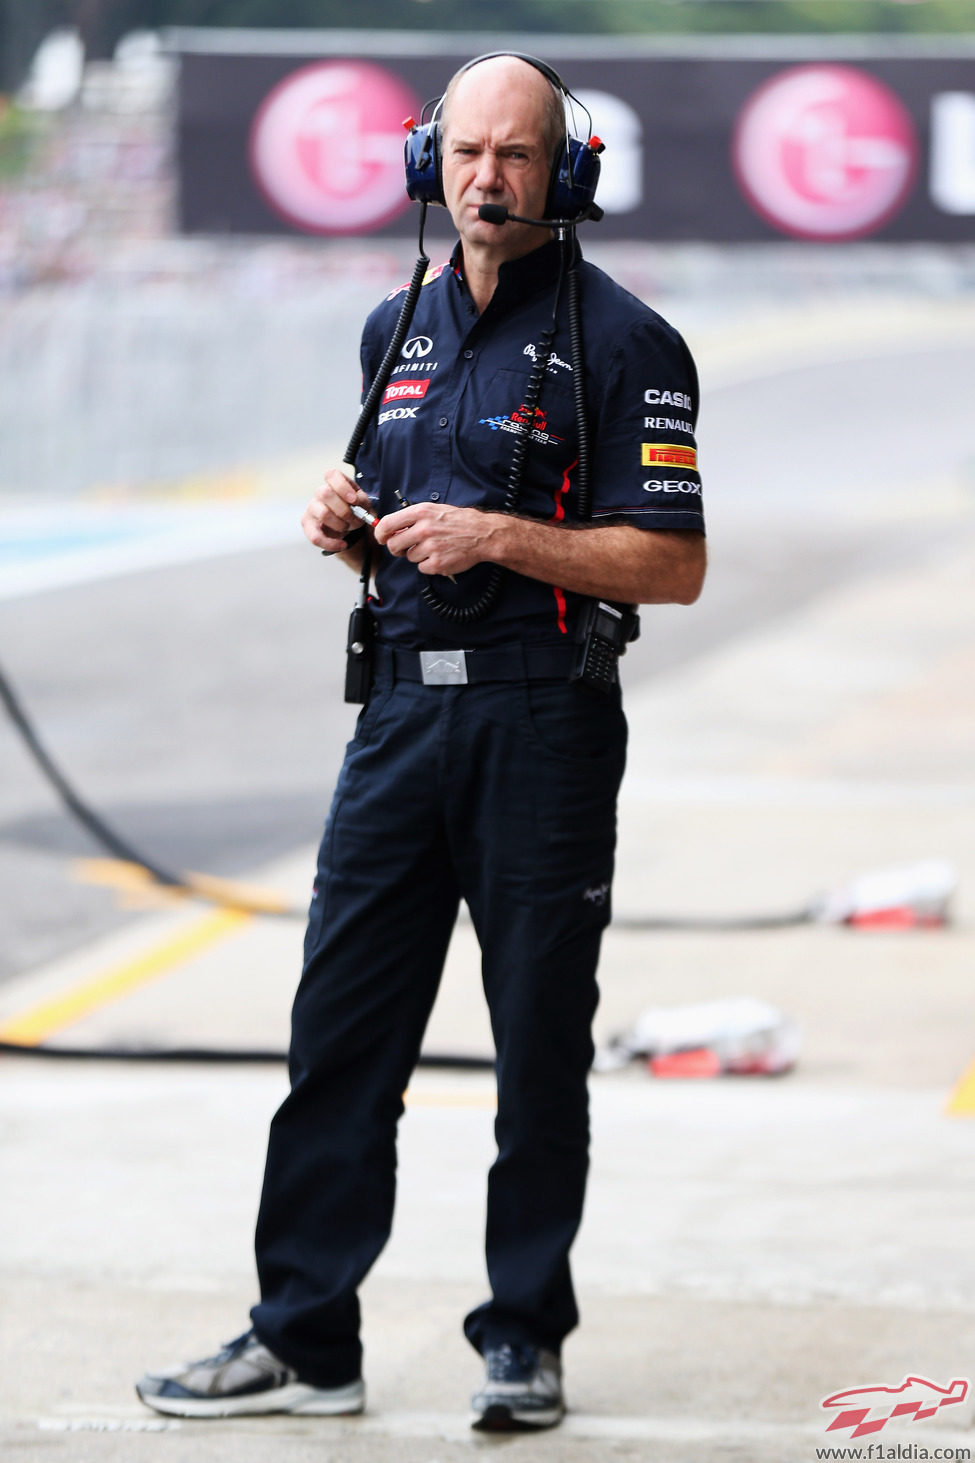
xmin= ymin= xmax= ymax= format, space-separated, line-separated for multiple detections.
xmin=301 ymin=469 xmax=373 ymax=555
xmin=374 ymin=501 xmax=493 ymax=577
xmin=375 ymin=499 xmax=705 ymax=606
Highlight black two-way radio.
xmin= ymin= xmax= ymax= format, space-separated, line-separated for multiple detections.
xmin=571 ymin=600 xmax=640 ymax=692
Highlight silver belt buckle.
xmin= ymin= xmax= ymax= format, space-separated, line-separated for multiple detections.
xmin=420 ymin=649 xmax=468 ymax=685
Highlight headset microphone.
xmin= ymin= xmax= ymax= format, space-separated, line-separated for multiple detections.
xmin=477 ymin=202 xmax=604 ymax=228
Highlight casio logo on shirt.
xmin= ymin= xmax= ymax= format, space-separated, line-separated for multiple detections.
xmin=644 ymin=388 xmax=693 ymax=410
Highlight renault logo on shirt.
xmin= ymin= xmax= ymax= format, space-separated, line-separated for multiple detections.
xmin=401 ymin=336 xmax=433 ymax=358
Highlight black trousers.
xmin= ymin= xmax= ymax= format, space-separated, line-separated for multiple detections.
xmin=250 ymin=662 xmax=627 ymax=1387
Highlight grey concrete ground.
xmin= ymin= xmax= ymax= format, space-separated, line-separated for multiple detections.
xmin=2 ymin=291 xmax=975 ymax=1460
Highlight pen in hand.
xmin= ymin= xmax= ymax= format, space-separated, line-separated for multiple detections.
xmin=349 ymin=499 xmax=456 ymax=584
xmin=349 ymin=503 xmax=379 ymax=528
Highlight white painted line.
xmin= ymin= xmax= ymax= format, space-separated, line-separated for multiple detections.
xmin=0 ymin=500 xmax=305 ymax=603
xmin=621 ymin=772 xmax=975 ymax=808
xmin=38 ymin=1416 xmax=179 ymax=1433
xmin=32 ymin=1407 xmax=975 ymax=1448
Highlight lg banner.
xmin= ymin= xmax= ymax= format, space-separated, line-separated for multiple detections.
xmin=176 ymin=40 xmax=975 ymax=242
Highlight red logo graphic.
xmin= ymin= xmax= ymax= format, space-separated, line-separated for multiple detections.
xmin=732 ymin=64 xmax=918 ymax=240
xmin=512 ymin=404 xmax=548 ymax=431
xmin=821 ymin=1376 xmax=969 ymax=1439
xmin=382 ymin=379 xmax=431 ymax=404
xmin=249 ymin=61 xmax=420 ymax=235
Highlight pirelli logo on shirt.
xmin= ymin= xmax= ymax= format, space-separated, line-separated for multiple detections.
xmin=641 ymin=442 xmax=698 ymax=470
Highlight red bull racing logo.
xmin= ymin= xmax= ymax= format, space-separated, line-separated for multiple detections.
xmin=478 ymin=404 xmax=563 ymax=447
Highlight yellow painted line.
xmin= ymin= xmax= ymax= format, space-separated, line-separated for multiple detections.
xmin=0 ymin=908 xmax=251 ymax=1046
xmin=73 ymin=858 xmax=298 ymax=916
xmin=945 ymin=1058 xmax=975 ymax=1117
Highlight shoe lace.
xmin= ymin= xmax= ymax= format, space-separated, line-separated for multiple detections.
xmin=200 ymin=1330 xmax=256 ymax=1367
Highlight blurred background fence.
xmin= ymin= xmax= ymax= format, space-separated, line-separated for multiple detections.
xmin=1 ymin=11 xmax=974 ymax=499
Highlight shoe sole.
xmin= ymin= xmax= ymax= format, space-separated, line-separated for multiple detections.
xmin=136 ymin=1379 xmax=365 ymax=1419
xmin=472 ymin=1401 xmax=564 ymax=1431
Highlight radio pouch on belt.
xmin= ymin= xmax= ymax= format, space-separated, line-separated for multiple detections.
xmin=571 ymin=599 xmax=640 ymax=693
xmin=344 ymin=588 xmax=375 ymax=706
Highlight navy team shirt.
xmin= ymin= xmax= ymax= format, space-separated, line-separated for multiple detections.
xmin=355 ymin=238 xmax=704 ymax=649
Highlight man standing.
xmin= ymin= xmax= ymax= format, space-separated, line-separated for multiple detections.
xmin=137 ymin=52 xmax=705 ymax=1431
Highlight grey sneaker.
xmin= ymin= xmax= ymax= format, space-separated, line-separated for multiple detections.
xmin=471 ymin=1342 xmax=564 ymax=1430
xmin=135 ymin=1330 xmax=365 ymax=1418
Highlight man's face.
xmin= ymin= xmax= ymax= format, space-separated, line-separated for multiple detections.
xmin=440 ymin=59 xmax=556 ymax=263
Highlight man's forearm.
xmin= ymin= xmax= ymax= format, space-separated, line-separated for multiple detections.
xmin=480 ymin=513 xmax=706 ymax=606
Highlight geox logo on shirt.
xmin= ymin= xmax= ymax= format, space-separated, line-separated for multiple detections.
xmin=642 ymin=479 xmax=702 ymax=495
xmin=641 ymin=443 xmax=698 ymax=470
xmin=379 ymin=406 xmax=418 ymax=424
xmin=478 ymin=404 xmax=563 ymax=447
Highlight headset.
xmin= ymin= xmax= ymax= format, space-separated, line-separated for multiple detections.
xmin=404 ymin=52 xmax=602 ymax=224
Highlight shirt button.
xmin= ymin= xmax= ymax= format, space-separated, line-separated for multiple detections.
xmin=438 ymin=417 xmax=448 ymax=427
xmin=463 ymin=348 xmax=474 ymax=360
xmin=430 ymin=492 xmax=441 ymax=501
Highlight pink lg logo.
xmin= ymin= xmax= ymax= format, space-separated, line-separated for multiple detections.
xmin=249 ymin=61 xmax=420 ymax=235
xmin=733 ymin=64 xmax=918 ymax=240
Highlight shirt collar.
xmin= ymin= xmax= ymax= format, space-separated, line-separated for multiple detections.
xmin=449 ymin=235 xmax=582 ymax=313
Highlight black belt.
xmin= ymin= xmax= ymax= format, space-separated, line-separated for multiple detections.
xmin=376 ymin=642 xmax=577 ymax=685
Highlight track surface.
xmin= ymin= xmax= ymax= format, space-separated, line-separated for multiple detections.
xmin=1 ymin=332 xmax=971 ymax=983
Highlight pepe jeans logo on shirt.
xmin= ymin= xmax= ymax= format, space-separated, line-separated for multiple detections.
xmin=478 ymin=404 xmax=564 ymax=447
xmin=523 ymin=342 xmax=573 ymax=374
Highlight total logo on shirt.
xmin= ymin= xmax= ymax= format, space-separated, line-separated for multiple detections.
xmin=382 ymin=379 xmax=431 ymax=405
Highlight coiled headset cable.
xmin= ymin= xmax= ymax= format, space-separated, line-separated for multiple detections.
xmin=420 ymin=230 xmax=587 ymax=625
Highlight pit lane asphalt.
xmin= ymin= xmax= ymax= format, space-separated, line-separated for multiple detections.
xmin=2 ymin=299 xmax=971 ymax=985
xmin=1 ymin=294 xmax=974 ymax=1461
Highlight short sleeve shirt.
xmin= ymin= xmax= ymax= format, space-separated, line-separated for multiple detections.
xmin=355 ymin=239 xmax=704 ymax=649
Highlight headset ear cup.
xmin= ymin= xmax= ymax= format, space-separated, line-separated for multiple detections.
xmin=548 ymin=135 xmax=600 ymax=221
xmin=404 ymin=121 xmax=447 ymax=206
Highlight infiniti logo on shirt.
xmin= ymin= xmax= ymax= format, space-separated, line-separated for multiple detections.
xmin=401 ymin=336 xmax=434 ymax=359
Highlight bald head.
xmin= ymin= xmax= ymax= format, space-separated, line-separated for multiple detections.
xmin=441 ymin=54 xmax=566 ymax=163
xmin=438 ymin=53 xmax=569 ymax=282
